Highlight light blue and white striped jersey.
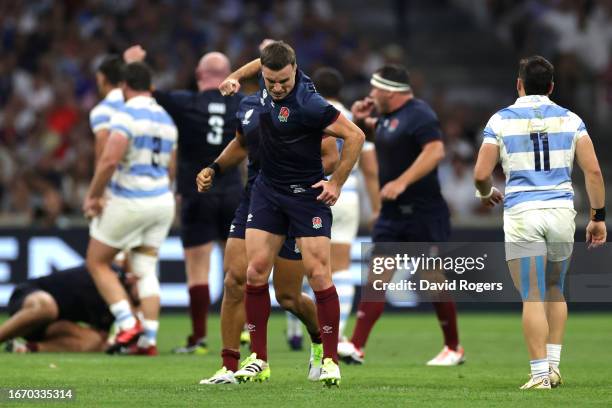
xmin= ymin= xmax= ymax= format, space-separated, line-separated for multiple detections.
xmin=89 ymin=88 xmax=124 ymax=133
xmin=482 ymin=95 xmax=588 ymax=214
xmin=329 ymin=100 xmax=375 ymax=193
xmin=108 ymin=95 xmax=178 ymax=199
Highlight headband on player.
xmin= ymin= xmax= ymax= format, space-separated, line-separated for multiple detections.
xmin=370 ymin=73 xmax=412 ymax=92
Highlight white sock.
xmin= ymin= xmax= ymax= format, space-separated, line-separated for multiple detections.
xmin=138 ymin=319 xmax=159 ymax=346
xmin=547 ymin=343 xmax=562 ymax=369
xmin=333 ymin=270 xmax=355 ymax=339
xmin=530 ymin=358 xmax=549 ymax=380
xmin=109 ymin=300 xmax=136 ymax=330
xmin=286 ymin=312 xmax=303 ymax=338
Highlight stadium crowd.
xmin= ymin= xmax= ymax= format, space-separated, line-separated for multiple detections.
xmin=0 ymin=0 xmax=609 ymax=226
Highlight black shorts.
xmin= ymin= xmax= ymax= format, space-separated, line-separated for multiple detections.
xmin=247 ymin=175 xmax=332 ymax=239
xmin=372 ymin=213 xmax=450 ymax=243
xmin=229 ymin=188 xmax=301 ymax=261
xmin=7 ymin=284 xmax=50 ymax=342
xmin=180 ymin=188 xmax=242 ymax=248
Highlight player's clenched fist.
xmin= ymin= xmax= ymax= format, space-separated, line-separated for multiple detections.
xmin=82 ymin=196 xmax=104 ymax=219
xmin=196 ymin=167 xmax=215 ymax=192
xmin=586 ymin=220 xmax=607 ymax=249
xmin=380 ymin=179 xmax=407 ymax=201
xmin=351 ymin=97 xmax=375 ymax=121
xmin=123 ymin=44 xmax=146 ymax=63
xmin=312 ymin=180 xmax=340 ymax=206
xmin=219 ymin=78 xmax=240 ymax=96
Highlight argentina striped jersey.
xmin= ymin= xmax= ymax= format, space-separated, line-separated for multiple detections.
xmin=482 ymin=95 xmax=588 ymax=214
xmin=89 ymin=88 xmax=124 ymax=132
xmin=329 ymin=100 xmax=374 ymax=192
xmin=108 ymin=95 xmax=177 ymax=198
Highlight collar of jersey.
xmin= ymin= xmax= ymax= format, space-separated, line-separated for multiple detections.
xmin=107 ymin=88 xmax=124 ymax=101
xmin=515 ymin=95 xmax=552 ymax=105
xmin=382 ymin=97 xmax=415 ymax=117
xmin=126 ymin=95 xmax=155 ymax=106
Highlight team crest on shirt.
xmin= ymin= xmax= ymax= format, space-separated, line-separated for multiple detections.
xmin=388 ymin=118 xmax=400 ymax=132
xmin=312 ymin=216 xmax=323 ymax=229
xmin=278 ymin=106 xmax=290 ymax=122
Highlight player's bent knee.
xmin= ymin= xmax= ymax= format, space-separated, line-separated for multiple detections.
xmin=24 ymin=292 xmax=59 ymax=320
xmin=246 ymin=259 xmax=271 ymax=285
xmin=223 ymin=273 xmax=245 ymax=303
xmin=275 ymin=290 xmax=299 ymax=312
xmin=130 ymin=252 xmax=160 ymax=298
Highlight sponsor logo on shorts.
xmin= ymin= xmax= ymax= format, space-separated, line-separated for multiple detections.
xmin=294 ymin=243 xmax=300 ymax=254
xmin=247 ymin=213 xmax=253 ymax=222
xmin=290 ymin=184 xmax=305 ymax=193
xmin=278 ymin=106 xmax=290 ymax=122
xmin=312 ymin=217 xmax=323 ymax=229
xmin=246 ymin=323 xmax=256 ymax=332
xmin=229 ymin=224 xmax=235 ymax=233
xmin=322 ymin=325 xmax=333 ymax=334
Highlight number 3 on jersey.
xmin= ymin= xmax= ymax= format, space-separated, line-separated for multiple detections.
xmin=530 ymin=132 xmax=550 ymax=172
xmin=151 ymin=136 xmax=162 ymax=167
xmin=207 ymin=115 xmax=224 ymax=145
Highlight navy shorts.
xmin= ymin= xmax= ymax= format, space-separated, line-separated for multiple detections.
xmin=180 ymin=188 xmax=242 ymax=248
xmin=8 ymin=284 xmax=50 ymax=342
xmin=372 ymin=213 xmax=450 ymax=243
xmin=229 ymin=188 xmax=302 ymax=261
xmin=248 ymin=175 xmax=332 ymax=239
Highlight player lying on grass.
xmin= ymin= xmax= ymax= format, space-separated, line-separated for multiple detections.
xmin=196 ymin=86 xmax=339 ymax=384
xmin=1 ymin=256 xmax=137 ymax=353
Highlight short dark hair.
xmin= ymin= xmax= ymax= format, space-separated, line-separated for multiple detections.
xmin=260 ymin=41 xmax=296 ymax=71
xmin=518 ymin=56 xmax=554 ymax=95
xmin=122 ymin=62 xmax=152 ymax=92
xmin=97 ymin=55 xmax=123 ymax=85
xmin=312 ymin=67 xmax=343 ymax=99
xmin=375 ymin=64 xmax=410 ymax=85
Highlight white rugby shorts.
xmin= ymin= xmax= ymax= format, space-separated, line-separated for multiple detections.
xmin=90 ymin=193 xmax=175 ymax=250
xmin=504 ymin=208 xmax=576 ymax=262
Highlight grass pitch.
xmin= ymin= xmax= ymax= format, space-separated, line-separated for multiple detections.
xmin=2 ymin=312 xmax=612 ymax=407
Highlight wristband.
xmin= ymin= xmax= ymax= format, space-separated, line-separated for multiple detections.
xmin=475 ymin=186 xmax=498 ymax=200
xmin=591 ymin=207 xmax=606 ymax=222
xmin=207 ymin=162 xmax=221 ymax=175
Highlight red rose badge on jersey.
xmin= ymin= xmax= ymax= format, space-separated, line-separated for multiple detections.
xmin=312 ymin=216 xmax=323 ymax=229
xmin=278 ymin=106 xmax=290 ymax=122
xmin=388 ymin=118 xmax=399 ymax=132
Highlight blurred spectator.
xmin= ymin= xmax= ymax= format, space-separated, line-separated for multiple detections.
xmin=0 ymin=0 xmax=608 ymax=225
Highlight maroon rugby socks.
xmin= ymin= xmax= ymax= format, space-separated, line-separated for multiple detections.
xmin=433 ymin=301 xmax=459 ymax=351
xmin=350 ymin=301 xmax=385 ymax=350
xmin=188 ymin=284 xmax=209 ymax=343
xmin=314 ymin=286 xmax=340 ymax=363
xmin=245 ymin=283 xmax=271 ymax=361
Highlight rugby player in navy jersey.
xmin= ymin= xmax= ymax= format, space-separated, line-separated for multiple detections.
xmin=124 ymin=46 xmax=244 ymax=354
xmin=196 ymin=90 xmax=339 ymax=384
xmin=215 ymin=41 xmax=365 ymax=386
xmin=1 ymin=259 xmax=135 ymax=353
xmin=337 ymin=64 xmax=464 ymax=367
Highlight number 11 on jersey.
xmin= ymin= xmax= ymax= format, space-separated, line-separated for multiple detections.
xmin=530 ymin=132 xmax=550 ymax=172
